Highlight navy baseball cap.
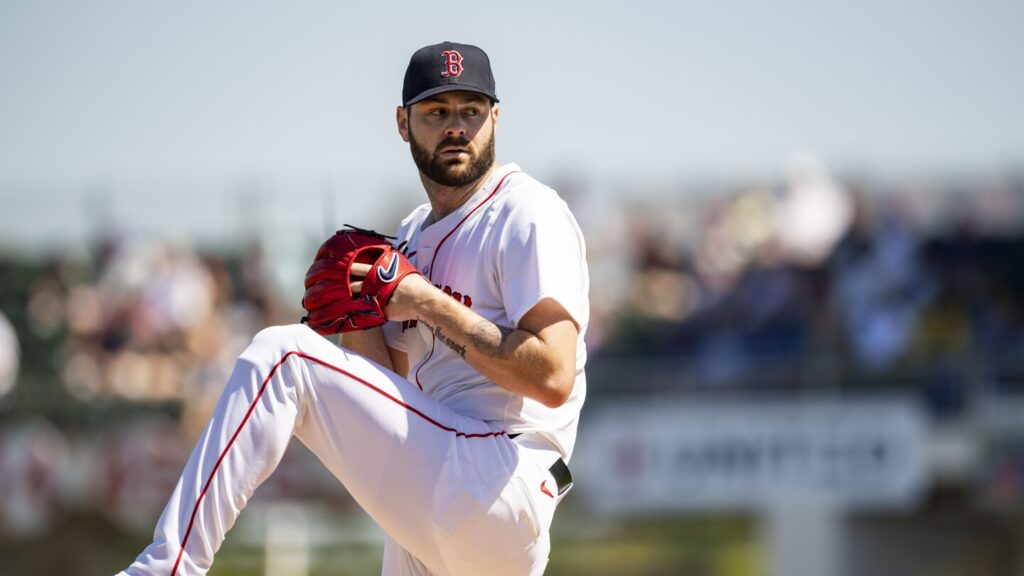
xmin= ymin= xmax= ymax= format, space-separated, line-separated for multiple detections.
xmin=402 ymin=42 xmax=498 ymax=107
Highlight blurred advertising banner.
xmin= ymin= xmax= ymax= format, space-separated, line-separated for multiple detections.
xmin=573 ymin=397 xmax=929 ymax=515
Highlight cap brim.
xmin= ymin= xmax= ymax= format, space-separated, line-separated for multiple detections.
xmin=404 ymin=84 xmax=499 ymax=107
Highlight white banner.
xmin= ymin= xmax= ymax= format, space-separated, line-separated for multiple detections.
xmin=572 ymin=397 xmax=929 ymax=514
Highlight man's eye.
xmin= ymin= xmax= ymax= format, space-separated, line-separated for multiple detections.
xmin=465 ymin=108 xmax=479 ymax=117
xmin=429 ymin=109 xmax=445 ymax=116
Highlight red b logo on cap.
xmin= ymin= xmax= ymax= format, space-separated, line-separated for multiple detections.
xmin=441 ymin=50 xmax=463 ymax=77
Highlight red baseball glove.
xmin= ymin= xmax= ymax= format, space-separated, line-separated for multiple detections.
xmin=301 ymin=225 xmax=422 ymax=335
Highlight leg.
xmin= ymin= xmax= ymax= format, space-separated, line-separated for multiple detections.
xmin=122 ymin=324 xmax=541 ymax=576
xmin=383 ymin=533 xmax=435 ymax=576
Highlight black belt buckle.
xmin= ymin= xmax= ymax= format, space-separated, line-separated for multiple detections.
xmin=548 ymin=458 xmax=573 ymax=496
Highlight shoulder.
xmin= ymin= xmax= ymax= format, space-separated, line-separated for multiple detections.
xmin=395 ymin=203 xmax=432 ymax=237
xmin=493 ymin=174 xmax=580 ymax=243
xmin=493 ymin=170 xmax=573 ymax=225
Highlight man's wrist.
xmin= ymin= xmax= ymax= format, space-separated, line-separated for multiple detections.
xmin=388 ymin=274 xmax=435 ymax=322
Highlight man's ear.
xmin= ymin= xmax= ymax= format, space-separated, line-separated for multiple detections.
xmin=491 ymin=104 xmax=500 ymax=134
xmin=396 ymin=106 xmax=410 ymax=143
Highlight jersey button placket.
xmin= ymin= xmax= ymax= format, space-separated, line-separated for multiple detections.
xmin=419 ymin=245 xmax=434 ymax=278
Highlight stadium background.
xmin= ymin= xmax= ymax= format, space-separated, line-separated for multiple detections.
xmin=2 ymin=2 xmax=1023 ymax=575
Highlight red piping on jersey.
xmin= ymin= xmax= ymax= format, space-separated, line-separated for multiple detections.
xmin=170 ymin=350 xmax=506 ymax=576
xmin=425 ymin=169 xmax=519 ymax=283
xmin=414 ymin=169 xmax=520 ymax=391
xmin=414 ymin=336 xmax=436 ymax=391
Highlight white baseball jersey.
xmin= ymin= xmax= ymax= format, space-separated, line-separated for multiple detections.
xmin=121 ymin=163 xmax=588 ymax=576
xmin=384 ymin=163 xmax=589 ymax=460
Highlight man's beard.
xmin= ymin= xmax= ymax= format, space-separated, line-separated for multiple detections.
xmin=409 ymin=128 xmax=495 ymax=187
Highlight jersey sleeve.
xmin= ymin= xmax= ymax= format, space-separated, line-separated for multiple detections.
xmin=497 ymin=193 xmax=588 ymax=328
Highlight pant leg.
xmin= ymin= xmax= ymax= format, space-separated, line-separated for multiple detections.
xmin=121 ymin=324 xmax=537 ymax=576
xmin=379 ymin=441 xmax=557 ymax=576
xmin=383 ymin=533 xmax=436 ymax=576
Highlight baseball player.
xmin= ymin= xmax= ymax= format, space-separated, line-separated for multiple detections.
xmin=121 ymin=41 xmax=589 ymax=576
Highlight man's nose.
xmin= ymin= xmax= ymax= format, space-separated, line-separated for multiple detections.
xmin=444 ymin=117 xmax=468 ymax=137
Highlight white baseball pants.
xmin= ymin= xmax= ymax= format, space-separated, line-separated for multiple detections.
xmin=120 ymin=324 xmax=561 ymax=576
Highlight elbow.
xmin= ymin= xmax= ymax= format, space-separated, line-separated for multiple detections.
xmin=537 ymin=370 xmax=574 ymax=408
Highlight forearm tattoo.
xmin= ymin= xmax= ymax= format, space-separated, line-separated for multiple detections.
xmin=421 ymin=320 xmax=467 ymax=358
xmin=470 ymin=321 xmax=514 ymax=359
xmin=419 ymin=319 xmax=514 ymax=360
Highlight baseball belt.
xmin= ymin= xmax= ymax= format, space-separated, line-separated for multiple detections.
xmin=548 ymin=457 xmax=573 ymax=496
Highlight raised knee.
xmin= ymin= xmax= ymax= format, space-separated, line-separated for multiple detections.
xmin=244 ymin=324 xmax=322 ymax=359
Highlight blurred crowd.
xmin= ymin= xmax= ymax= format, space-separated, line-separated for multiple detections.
xmin=0 ymin=232 xmax=301 ymax=432
xmin=595 ymin=161 xmax=1024 ymax=411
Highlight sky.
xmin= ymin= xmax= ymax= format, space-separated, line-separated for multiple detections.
xmin=1 ymin=0 xmax=1022 ymax=250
